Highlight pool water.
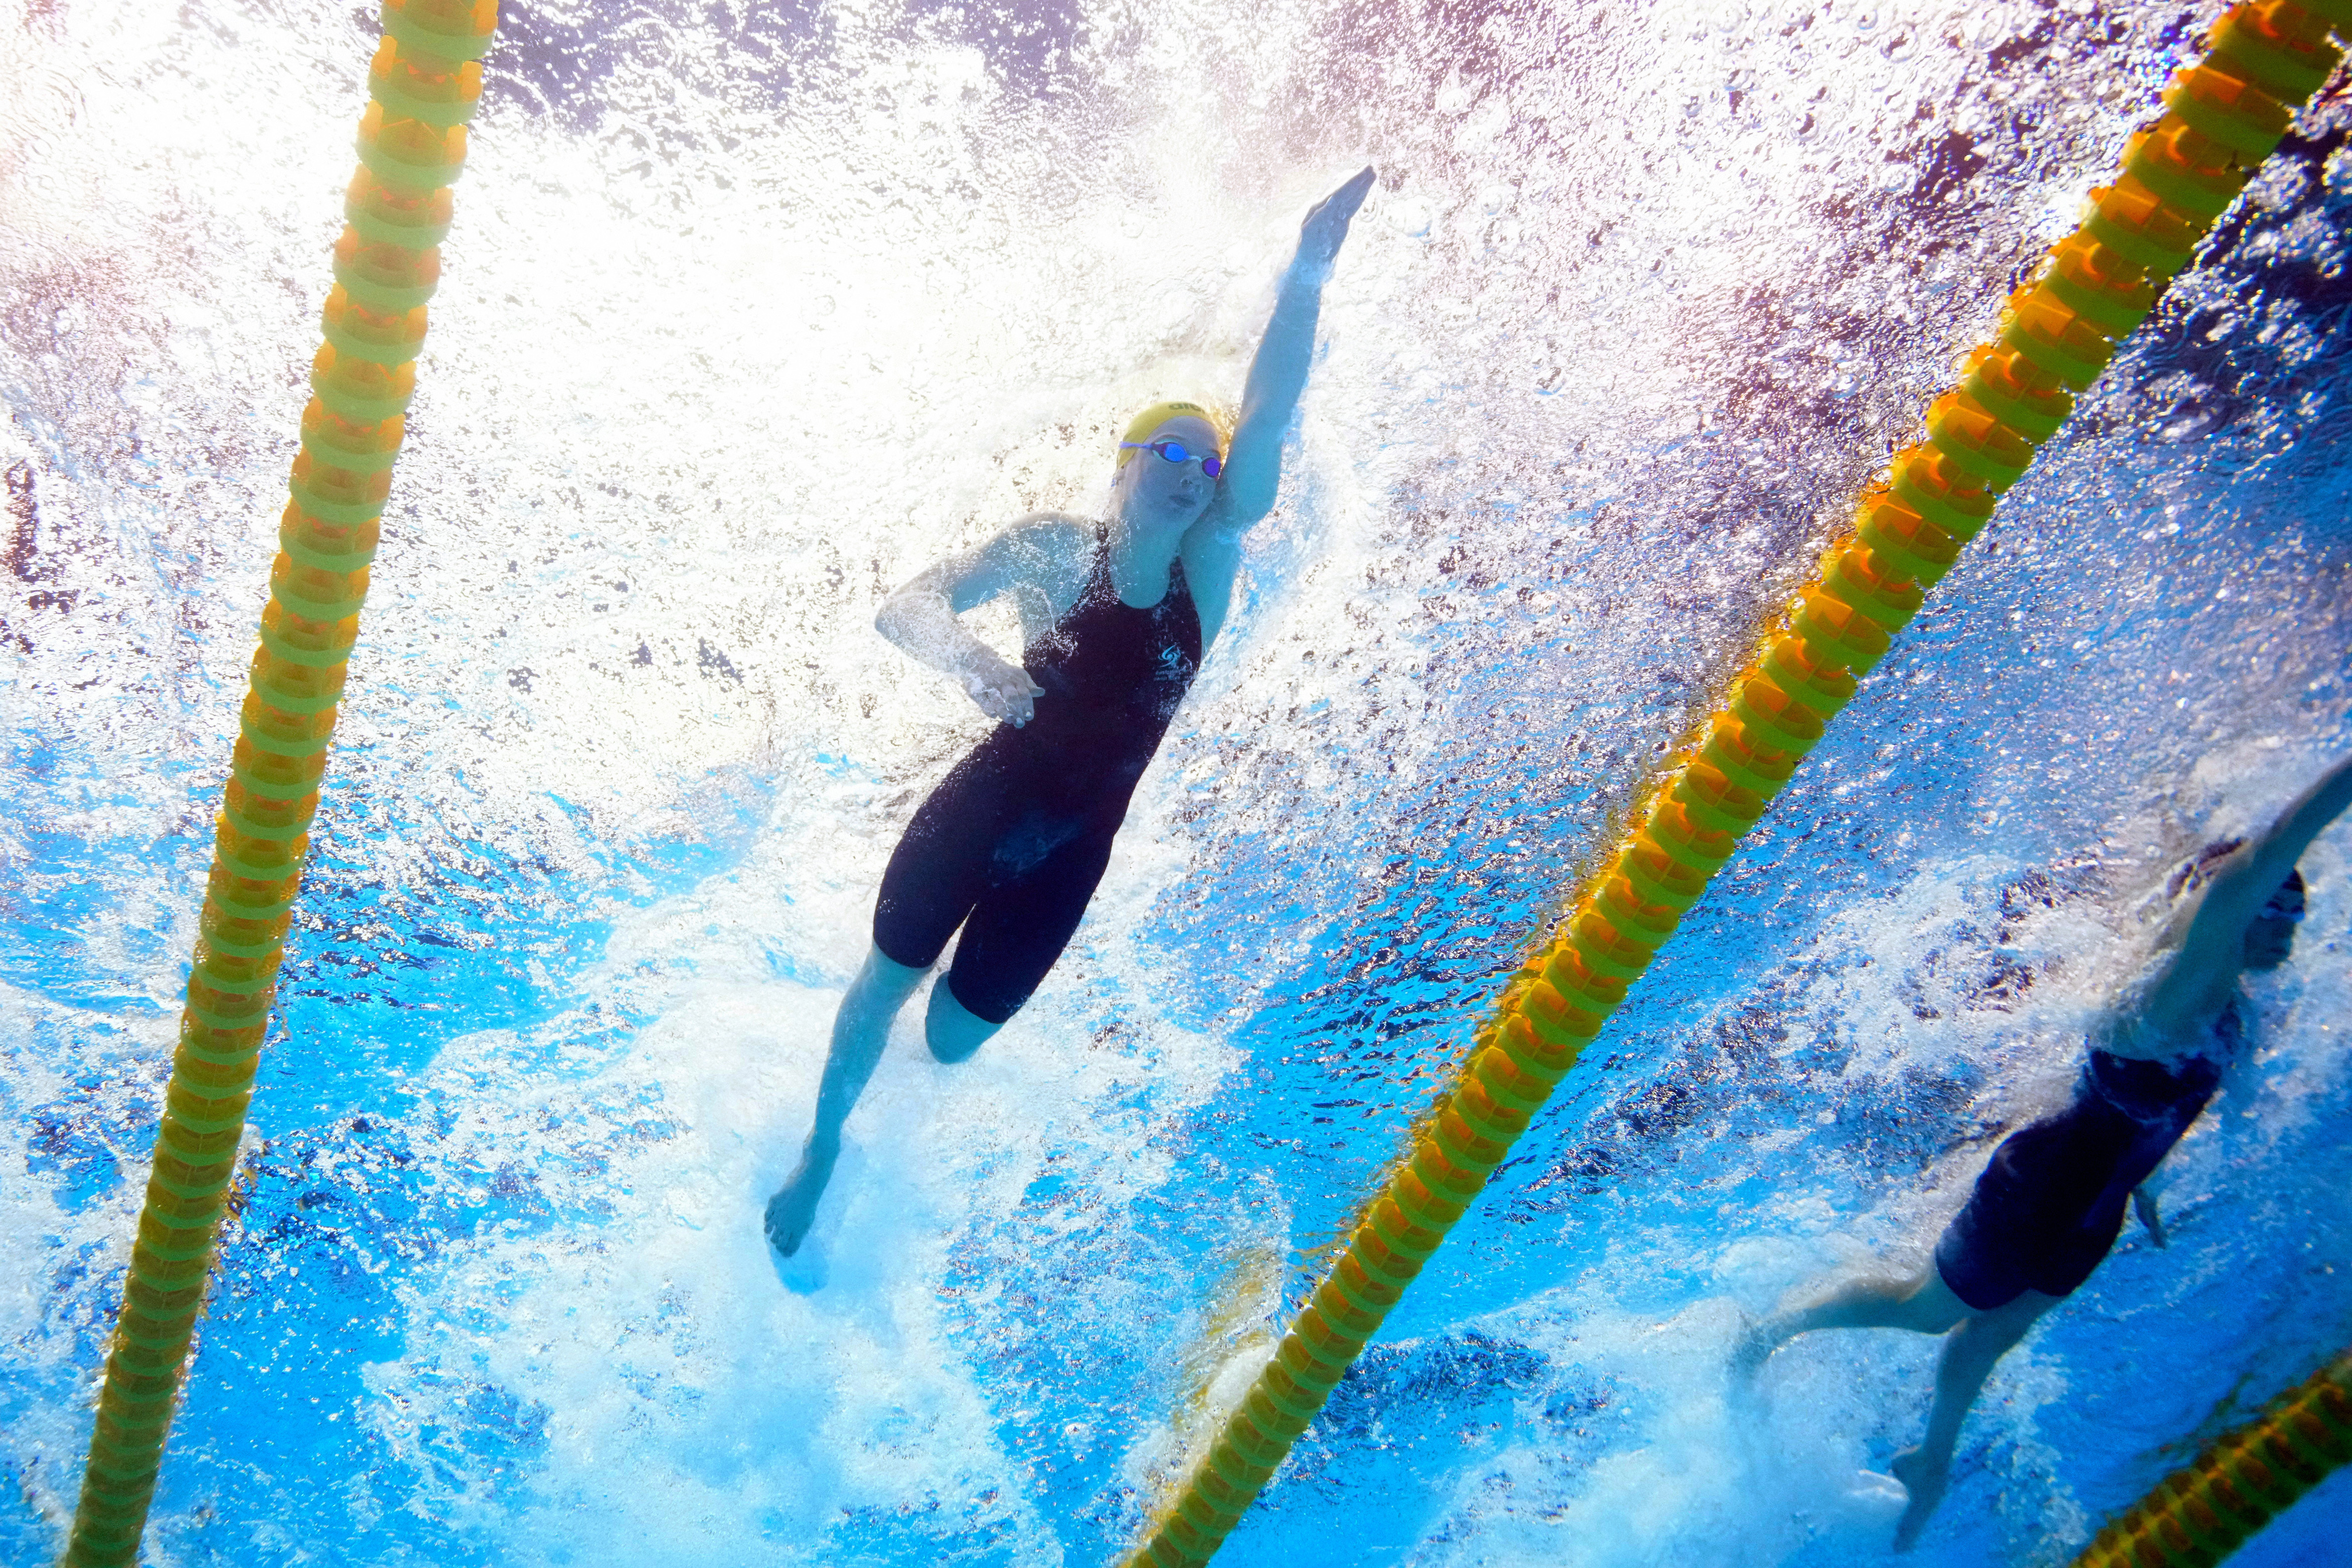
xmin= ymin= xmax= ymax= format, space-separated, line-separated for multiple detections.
xmin=4 ymin=0 xmax=2350 ymax=1563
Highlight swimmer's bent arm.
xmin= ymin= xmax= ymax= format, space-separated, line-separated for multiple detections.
xmin=2132 ymin=750 xmax=2352 ymax=1042
xmin=875 ymin=514 xmax=1092 ymax=726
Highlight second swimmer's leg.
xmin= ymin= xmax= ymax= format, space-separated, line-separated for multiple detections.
xmin=1889 ymin=1288 xmax=2055 ymax=1550
xmin=1741 ymin=1113 xmax=2057 ymax=1373
xmin=1738 ymin=1263 xmax=1969 ymax=1370
xmin=1731 ymin=1263 xmax=1968 ymax=1393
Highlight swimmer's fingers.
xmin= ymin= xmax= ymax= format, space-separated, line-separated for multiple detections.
xmin=1327 ymin=164 xmax=1377 ymax=217
xmin=963 ymin=669 xmax=1005 ymax=720
xmin=1008 ymin=673 xmax=1042 ymax=726
xmin=1300 ymin=165 xmax=1376 ymax=259
xmin=1304 ymin=165 xmax=1376 ymax=219
xmin=986 ymin=686 xmax=1037 ymax=726
xmin=967 ymin=666 xmax=1042 ymax=726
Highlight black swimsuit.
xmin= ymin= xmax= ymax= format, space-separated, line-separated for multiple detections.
xmin=873 ymin=531 xmax=1202 ymax=1023
xmin=1934 ymin=1010 xmax=2235 ymax=1311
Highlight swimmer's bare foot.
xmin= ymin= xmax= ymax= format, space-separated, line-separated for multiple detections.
xmin=1730 ymin=1312 xmax=1777 ymax=1381
xmin=1888 ymin=1444 xmax=1949 ymax=1552
xmin=764 ymin=1139 xmax=838 ymax=1258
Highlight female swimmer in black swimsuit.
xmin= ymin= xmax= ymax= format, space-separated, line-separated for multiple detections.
xmin=765 ymin=167 xmax=1377 ymax=1259
xmin=1738 ymin=751 xmax=2352 ymax=1549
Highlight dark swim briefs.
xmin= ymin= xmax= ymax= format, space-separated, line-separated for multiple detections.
xmin=1934 ymin=1043 xmax=2224 ymax=1311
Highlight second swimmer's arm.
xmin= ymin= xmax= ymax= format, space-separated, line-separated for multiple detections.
xmin=2129 ymin=750 xmax=2352 ymax=1043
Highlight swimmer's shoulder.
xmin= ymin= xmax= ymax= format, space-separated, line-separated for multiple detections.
xmin=2088 ymin=993 xmax=2242 ymax=1068
xmin=982 ymin=512 xmax=1095 ymax=604
xmin=994 ymin=511 xmax=1095 ymax=552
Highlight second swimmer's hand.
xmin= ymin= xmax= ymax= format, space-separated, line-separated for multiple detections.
xmin=1299 ymin=165 xmax=1376 ymax=270
xmin=963 ymin=656 xmax=1044 ymax=727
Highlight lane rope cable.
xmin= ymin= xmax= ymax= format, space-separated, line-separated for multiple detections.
xmin=1119 ymin=3 xmax=2352 ymax=1562
xmin=2068 ymin=1349 xmax=2352 ymax=1568
xmin=59 ymin=3 xmax=501 ymax=1562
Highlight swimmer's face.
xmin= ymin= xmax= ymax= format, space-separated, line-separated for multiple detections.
xmin=2243 ymin=877 xmax=2306 ymax=971
xmin=1116 ymin=415 xmax=1221 ymax=529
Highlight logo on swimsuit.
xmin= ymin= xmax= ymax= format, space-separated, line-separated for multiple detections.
xmin=1152 ymin=642 xmax=1195 ymax=718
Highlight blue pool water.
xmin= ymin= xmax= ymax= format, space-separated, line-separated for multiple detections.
xmin=4 ymin=0 xmax=2351 ymax=1563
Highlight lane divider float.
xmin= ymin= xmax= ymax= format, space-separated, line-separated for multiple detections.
xmin=61 ymin=4 xmax=500 ymax=1563
xmin=1119 ymin=3 xmax=2352 ymax=1562
xmin=2070 ymin=1349 xmax=2352 ymax=1568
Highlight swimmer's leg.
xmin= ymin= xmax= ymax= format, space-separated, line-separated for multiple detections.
xmin=1735 ymin=1263 xmax=1969 ymax=1376
xmin=927 ymin=824 xmax=1114 ymax=1062
xmin=770 ymin=738 xmax=1003 ymax=1254
xmin=925 ymin=980 xmax=1003 ymax=1064
xmin=1889 ymin=1288 xmax=2055 ymax=1551
xmin=766 ymin=945 xmax=927 ymax=1257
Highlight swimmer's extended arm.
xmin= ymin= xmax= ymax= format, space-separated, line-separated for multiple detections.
xmin=1218 ymin=166 xmax=1376 ymax=532
xmin=875 ymin=516 xmax=1091 ymax=726
xmin=2130 ymin=750 xmax=2352 ymax=1043
xmin=1184 ymin=167 xmax=1375 ymax=646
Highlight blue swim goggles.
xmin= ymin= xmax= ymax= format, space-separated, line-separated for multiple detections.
xmin=1121 ymin=439 xmax=1222 ymax=478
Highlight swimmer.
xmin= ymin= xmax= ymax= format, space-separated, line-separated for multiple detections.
xmin=765 ymin=166 xmax=1378 ymax=1260
xmin=1736 ymin=750 xmax=2352 ymax=1550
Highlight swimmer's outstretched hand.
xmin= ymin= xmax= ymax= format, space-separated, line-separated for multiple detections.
xmin=964 ymin=654 xmax=1044 ymax=726
xmin=1299 ymin=165 xmax=1377 ymax=270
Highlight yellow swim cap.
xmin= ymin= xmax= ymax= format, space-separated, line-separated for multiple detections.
xmin=1115 ymin=399 xmax=1229 ymax=467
